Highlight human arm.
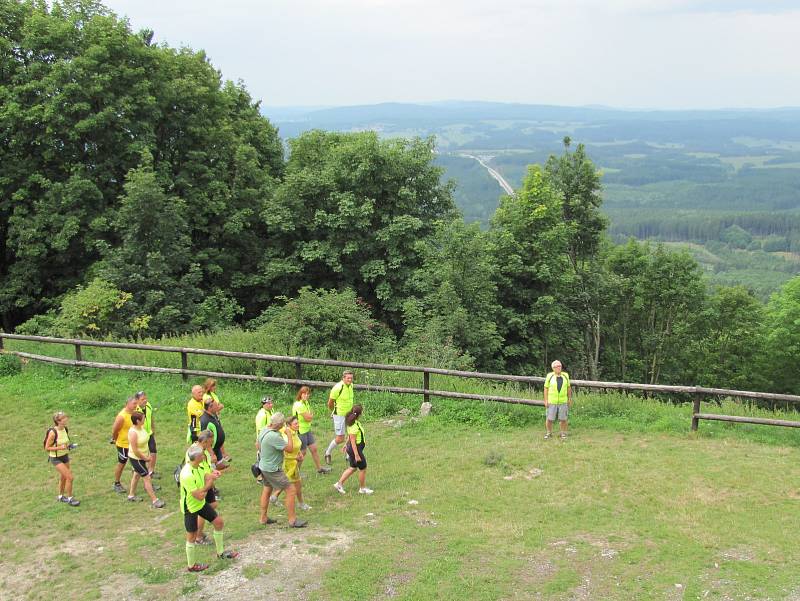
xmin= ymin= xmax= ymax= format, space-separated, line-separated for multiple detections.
xmin=110 ymin=415 xmax=123 ymax=442
xmin=191 ymin=471 xmax=220 ymax=500
xmin=128 ymin=429 xmax=138 ymax=459
xmin=283 ymin=429 xmax=294 ymax=453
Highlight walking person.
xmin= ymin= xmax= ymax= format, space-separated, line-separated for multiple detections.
xmin=283 ymin=415 xmax=311 ymax=511
xmin=110 ymin=396 xmax=139 ymax=493
xmin=324 ymin=371 xmax=355 ymax=465
xmin=202 ymin=378 xmax=230 ymax=461
xmin=44 ymin=411 xmax=80 ymax=506
xmin=135 ymin=390 xmax=159 ymax=479
xmin=333 ymin=404 xmax=373 ymax=495
xmin=127 ymin=411 xmax=165 ymax=508
xmin=186 ymin=385 xmax=205 ymax=444
xmin=258 ymin=413 xmax=307 ymax=528
xmin=190 ymin=430 xmax=220 ymax=546
xmin=180 ymin=444 xmax=239 ymax=572
xmin=543 ymin=360 xmax=572 ymax=440
xmin=293 ymin=386 xmax=331 ymax=474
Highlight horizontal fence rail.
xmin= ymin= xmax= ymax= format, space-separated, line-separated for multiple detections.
xmin=2 ymin=333 xmax=800 ymax=430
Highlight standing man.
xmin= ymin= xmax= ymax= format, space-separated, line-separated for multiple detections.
xmin=324 ymin=371 xmax=354 ymax=465
xmin=179 ymin=444 xmax=238 ymax=572
xmin=258 ymin=413 xmax=307 ymax=528
xmin=543 ymin=360 xmax=572 ymax=440
xmin=135 ymin=390 xmax=159 ymax=480
xmin=110 ymin=396 xmax=139 ymax=493
xmin=200 ymin=397 xmax=226 ymax=467
xmin=186 ymin=385 xmax=205 ymax=444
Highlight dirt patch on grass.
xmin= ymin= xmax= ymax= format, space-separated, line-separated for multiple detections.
xmin=178 ymin=527 xmax=350 ymax=601
xmin=374 ymin=572 xmax=414 ymax=599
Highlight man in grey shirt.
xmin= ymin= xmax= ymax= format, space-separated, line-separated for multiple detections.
xmin=257 ymin=412 xmax=307 ymax=528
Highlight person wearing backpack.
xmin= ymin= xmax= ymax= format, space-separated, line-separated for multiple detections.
xmin=544 ymin=360 xmax=572 ymax=440
xmin=44 ymin=411 xmax=79 ymax=506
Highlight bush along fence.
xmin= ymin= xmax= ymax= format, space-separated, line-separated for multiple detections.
xmin=2 ymin=333 xmax=800 ymax=431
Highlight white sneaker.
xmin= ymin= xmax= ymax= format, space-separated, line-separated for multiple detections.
xmin=358 ymin=487 xmax=374 ymax=495
xmin=333 ymin=482 xmax=346 ymax=495
xmin=297 ymin=502 xmax=312 ymax=511
xmin=269 ymin=495 xmax=283 ymax=507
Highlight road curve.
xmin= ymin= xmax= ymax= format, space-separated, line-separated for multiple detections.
xmin=460 ymin=154 xmax=515 ymax=196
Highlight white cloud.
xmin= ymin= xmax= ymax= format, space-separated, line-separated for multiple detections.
xmin=102 ymin=0 xmax=800 ymax=108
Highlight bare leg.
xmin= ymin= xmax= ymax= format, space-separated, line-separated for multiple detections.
xmin=285 ymin=485 xmax=297 ymax=524
xmin=338 ymin=467 xmax=356 ymax=485
xmin=560 ymin=420 xmax=568 ymax=434
xmin=114 ymin=461 xmax=125 ymax=484
xmin=260 ymin=486 xmax=272 ymax=523
xmin=294 ymin=480 xmax=304 ymax=504
xmin=55 ymin=463 xmax=73 ymax=496
xmin=149 ymin=452 xmax=157 ymax=475
xmin=308 ymin=443 xmax=323 ymax=471
xmin=142 ymin=476 xmax=158 ymax=503
xmin=358 ymin=469 xmax=367 ymax=488
xmin=545 ymin=419 xmax=553 ymax=434
xmin=128 ymin=472 xmax=141 ymax=497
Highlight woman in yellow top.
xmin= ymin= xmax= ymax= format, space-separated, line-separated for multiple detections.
xmin=333 ymin=404 xmax=373 ymax=495
xmin=44 ymin=411 xmax=79 ymax=506
xmin=281 ymin=415 xmax=310 ymax=511
xmin=127 ymin=412 xmax=165 ymax=508
xmin=202 ymin=379 xmax=230 ymax=462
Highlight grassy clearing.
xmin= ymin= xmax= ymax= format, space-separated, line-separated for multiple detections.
xmin=2 ymin=364 xmax=800 ymax=600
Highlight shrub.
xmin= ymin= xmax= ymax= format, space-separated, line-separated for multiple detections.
xmin=0 ymin=354 xmax=22 ymax=377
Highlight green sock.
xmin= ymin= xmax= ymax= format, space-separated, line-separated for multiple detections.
xmin=213 ymin=530 xmax=224 ymax=554
xmin=186 ymin=541 xmax=196 ymax=567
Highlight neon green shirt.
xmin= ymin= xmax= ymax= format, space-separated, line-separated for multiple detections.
xmin=330 ymin=382 xmax=354 ymax=416
xmin=346 ymin=420 xmax=365 ymax=445
xmin=255 ymin=407 xmax=272 ymax=437
xmin=545 ymin=371 xmax=570 ymax=404
xmin=141 ymin=401 xmax=153 ymax=435
xmin=292 ymin=399 xmax=312 ymax=434
xmin=179 ymin=463 xmax=206 ymax=514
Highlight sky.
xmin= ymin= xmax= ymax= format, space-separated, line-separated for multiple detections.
xmin=101 ymin=0 xmax=800 ymax=110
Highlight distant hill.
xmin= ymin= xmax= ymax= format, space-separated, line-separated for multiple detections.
xmin=264 ymin=101 xmax=800 ymax=297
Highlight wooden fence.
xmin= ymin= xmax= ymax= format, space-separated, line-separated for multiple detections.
xmin=2 ymin=333 xmax=800 ymax=431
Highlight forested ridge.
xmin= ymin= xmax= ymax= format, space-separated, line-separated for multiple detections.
xmin=3 ymin=0 xmax=800 ymax=395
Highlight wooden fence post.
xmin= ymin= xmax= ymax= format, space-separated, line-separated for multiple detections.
xmin=74 ymin=344 xmax=82 ymax=362
xmin=423 ymin=370 xmax=430 ymax=405
xmin=691 ymin=392 xmax=702 ymax=431
xmin=295 ymin=361 xmax=303 ymax=382
xmin=181 ymin=352 xmax=188 ymax=381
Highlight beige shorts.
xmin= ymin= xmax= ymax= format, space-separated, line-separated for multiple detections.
xmin=261 ymin=469 xmax=291 ymax=490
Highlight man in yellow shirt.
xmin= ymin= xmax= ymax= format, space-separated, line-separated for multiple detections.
xmin=110 ymin=396 xmax=139 ymax=493
xmin=324 ymin=371 xmax=354 ymax=465
xmin=186 ymin=385 xmax=205 ymax=443
xmin=543 ymin=360 xmax=572 ymax=440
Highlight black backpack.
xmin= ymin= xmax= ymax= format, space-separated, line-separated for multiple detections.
xmin=173 ymin=460 xmax=184 ymax=488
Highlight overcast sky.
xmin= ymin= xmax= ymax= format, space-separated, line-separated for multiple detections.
xmin=101 ymin=0 xmax=800 ymax=110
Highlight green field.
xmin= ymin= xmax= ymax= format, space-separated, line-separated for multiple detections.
xmin=3 ymin=361 xmax=800 ymax=600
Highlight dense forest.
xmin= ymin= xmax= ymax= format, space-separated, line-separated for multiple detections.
xmin=3 ymin=0 xmax=800 ymax=395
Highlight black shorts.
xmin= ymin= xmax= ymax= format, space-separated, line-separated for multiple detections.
xmin=346 ymin=443 xmax=367 ymax=470
xmin=184 ymin=503 xmax=218 ymax=533
xmin=205 ymin=488 xmax=217 ymax=505
xmin=49 ymin=455 xmax=70 ymax=465
xmin=116 ymin=446 xmax=129 ymax=464
xmin=148 ymin=435 xmax=157 ymax=454
xmin=130 ymin=458 xmax=149 ymax=477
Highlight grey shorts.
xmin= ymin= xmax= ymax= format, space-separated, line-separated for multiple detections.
xmin=546 ymin=403 xmax=569 ymax=422
xmin=261 ymin=469 xmax=291 ymax=490
xmin=333 ymin=414 xmax=346 ymax=436
xmin=299 ymin=431 xmax=315 ymax=450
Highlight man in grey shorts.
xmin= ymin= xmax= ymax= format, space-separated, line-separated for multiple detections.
xmin=257 ymin=412 xmax=307 ymax=528
xmin=544 ymin=360 xmax=572 ymax=440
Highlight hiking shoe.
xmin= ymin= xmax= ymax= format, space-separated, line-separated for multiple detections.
xmin=358 ymin=487 xmax=374 ymax=495
xmin=113 ymin=482 xmax=126 ymax=493
xmin=196 ymin=534 xmax=212 ymax=545
xmin=324 ymin=453 xmax=332 ymax=465
xmin=269 ymin=495 xmax=282 ymax=507
xmin=297 ymin=502 xmax=312 ymax=511
xmin=57 ymin=495 xmax=66 ymax=503
xmin=218 ymin=550 xmax=239 ymax=560
xmin=260 ymin=518 xmax=277 ymax=526
xmin=560 ymin=433 xmax=567 ymax=440
xmin=126 ymin=495 xmax=143 ymax=502
xmin=289 ymin=520 xmax=308 ymax=528
xmin=65 ymin=497 xmax=80 ymax=507
xmin=152 ymin=498 xmax=165 ymax=508
xmin=187 ymin=563 xmax=209 ymax=573
xmin=333 ymin=482 xmax=346 ymax=495
xmin=222 ymin=456 xmax=232 ymax=463
xmin=317 ymin=466 xmax=332 ymax=474
xmin=543 ymin=433 xmax=551 ymax=440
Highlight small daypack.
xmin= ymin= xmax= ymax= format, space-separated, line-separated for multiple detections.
xmin=43 ymin=426 xmax=68 ymax=451
xmin=173 ymin=461 xmax=184 ymax=488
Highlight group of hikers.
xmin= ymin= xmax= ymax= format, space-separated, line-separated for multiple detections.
xmin=44 ymin=362 xmax=572 ymax=572
xmin=44 ymin=369 xmax=373 ymax=572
